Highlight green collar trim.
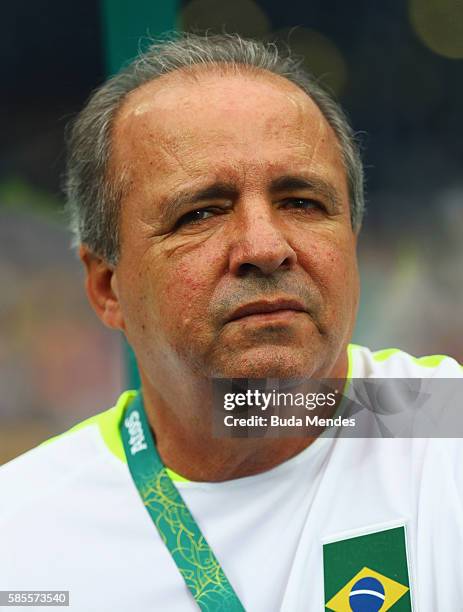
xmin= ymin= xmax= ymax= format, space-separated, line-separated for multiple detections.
xmin=43 ymin=390 xmax=188 ymax=482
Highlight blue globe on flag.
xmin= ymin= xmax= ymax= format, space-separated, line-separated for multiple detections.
xmin=349 ymin=576 xmax=385 ymax=611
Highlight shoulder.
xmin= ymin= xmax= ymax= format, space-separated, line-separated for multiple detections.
xmin=349 ymin=344 xmax=463 ymax=378
xmin=0 ymin=390 xmax=136 ymax=523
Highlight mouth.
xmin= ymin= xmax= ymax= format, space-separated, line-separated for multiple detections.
xmin=226 ymin=299 xmax=308 ymax=324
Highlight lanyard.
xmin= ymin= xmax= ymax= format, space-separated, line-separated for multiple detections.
xmin=120 ymin=391 xmax=246 ymax=612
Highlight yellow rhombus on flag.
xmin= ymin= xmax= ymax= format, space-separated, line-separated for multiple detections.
xmin=325 ymin=566 xmax=409 ymax=611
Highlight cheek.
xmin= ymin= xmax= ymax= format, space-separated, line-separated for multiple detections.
xmin=295 ymin=230 xmax=359 ymax=304
xmin=155 ymin=253 xmax=219 ymax=335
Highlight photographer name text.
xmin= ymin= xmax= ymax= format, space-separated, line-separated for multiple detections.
xmin=223 ymin=414 xmax=356 ymax=428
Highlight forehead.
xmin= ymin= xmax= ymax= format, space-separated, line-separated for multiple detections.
xmin=111 ymin=68 xmax=346 ymax=195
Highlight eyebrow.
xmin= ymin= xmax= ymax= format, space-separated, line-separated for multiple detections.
xmin=157 ymin=173 xmax=342 ymax=224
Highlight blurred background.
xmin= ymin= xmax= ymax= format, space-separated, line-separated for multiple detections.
xmin=1 ymin=0 xmax=462 ymax=464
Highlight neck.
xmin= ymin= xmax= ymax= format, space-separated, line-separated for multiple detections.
xmin=139 ymin=351 xmax=349 ymax=482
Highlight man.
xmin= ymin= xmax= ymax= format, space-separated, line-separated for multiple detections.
xmin=1 ymin=33 xmax=462 ymax=611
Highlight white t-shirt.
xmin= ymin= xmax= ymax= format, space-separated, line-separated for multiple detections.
xmin=1 ymin=345 xmax=462 ymax=611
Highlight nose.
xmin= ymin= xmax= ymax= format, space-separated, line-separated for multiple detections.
xmin=228 ymin=201 xmax=297 ymax=276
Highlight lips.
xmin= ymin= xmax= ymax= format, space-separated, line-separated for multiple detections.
xmin=227 ymin=299 xmax=308 ymax=323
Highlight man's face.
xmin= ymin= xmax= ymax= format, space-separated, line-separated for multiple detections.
xmin=109 ymin=69 xmax=359 ymax=382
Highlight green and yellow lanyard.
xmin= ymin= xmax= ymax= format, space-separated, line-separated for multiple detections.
xmin=120 ymin=391 xmax=246 ymax=611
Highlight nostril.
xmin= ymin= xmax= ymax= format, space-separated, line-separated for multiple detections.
xmin=280 ymin=256 xmax=293 ymax=269
xmin=237 ymin=262 xmax=260 ymax=277
xmin=236 ymin=256 xmax=294 ymax=277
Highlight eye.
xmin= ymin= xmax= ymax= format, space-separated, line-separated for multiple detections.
xmin=175 ymin=207 xmax=221 ymax=228
xmin=281 ymin=198 xmax=323 ymax=211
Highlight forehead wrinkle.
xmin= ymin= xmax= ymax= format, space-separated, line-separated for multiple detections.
xmin=112 ymin=117 xmax=198 ymax=195
xmin=304 ymin=116 xmax=323 ymax=169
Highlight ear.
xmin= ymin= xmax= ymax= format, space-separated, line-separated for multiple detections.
xmin=79 ymin=245 xmax=125 ymax=332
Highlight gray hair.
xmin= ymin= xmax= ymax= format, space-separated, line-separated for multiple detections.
xmin=65 ymin=32 xmax=365 ymax=265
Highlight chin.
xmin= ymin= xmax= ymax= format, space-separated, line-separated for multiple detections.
xmin=211 ymin=348 xmax=318 ymax=379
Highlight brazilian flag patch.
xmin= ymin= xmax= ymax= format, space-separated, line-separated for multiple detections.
xmin=323 ymin=525 xmax=412 ymax=611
